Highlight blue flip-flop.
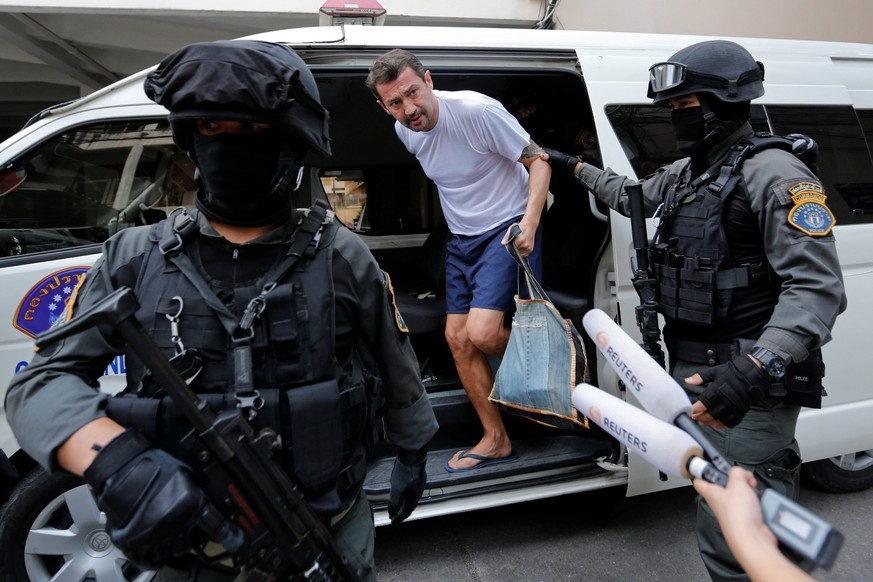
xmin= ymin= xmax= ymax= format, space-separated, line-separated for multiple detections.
xmin=445 ymin=449 xmax=519 ymax=473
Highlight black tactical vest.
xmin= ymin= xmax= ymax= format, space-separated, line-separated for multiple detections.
xmin=107 ymin=208 xmax=375 ymax=516
xmin=651 ymin=134 xmax=811 ymax=341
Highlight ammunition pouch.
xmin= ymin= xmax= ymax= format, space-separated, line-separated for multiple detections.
xmin=653 ymin=251 xmax=770 ymax=325
xmin=105 ymin=377 xmax=372 ymax=515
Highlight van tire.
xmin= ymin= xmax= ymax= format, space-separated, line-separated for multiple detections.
xmin=801 ymin=450 xmax=873 ymax=493
xmin=0 ymin=466 xmax=154 ymax=582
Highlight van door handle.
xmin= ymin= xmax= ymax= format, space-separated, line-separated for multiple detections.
xmin=589 ymin=192 xmax=608 ymax=223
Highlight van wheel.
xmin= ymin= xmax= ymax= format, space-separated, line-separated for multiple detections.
xmin=801 ymin=449 xmax=873 ymax=493
xmin=0 ymin=466 xmax=155 ymax=582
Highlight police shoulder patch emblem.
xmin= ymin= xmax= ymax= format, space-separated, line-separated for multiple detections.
xmin=786 ymin=181 xmax=836 ymax=236
xmin=383 ymin=272 xmax=409 ymax=334
xmin=14 ymin=267 xmax=89 ymax=338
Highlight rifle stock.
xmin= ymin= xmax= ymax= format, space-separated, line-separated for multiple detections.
xmin=36 ymin=287 xmax=360 ymax=581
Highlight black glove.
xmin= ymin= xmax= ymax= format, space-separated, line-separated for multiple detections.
xmin=83 ymin=429 xmax=244 ymax=569
xmin=387 ymin=447 xmax=427 ymax=525
xmin=697 ymin=355 xmax=771 ymax=428
xmin=542 ymin=148 xmax=580 ymax=174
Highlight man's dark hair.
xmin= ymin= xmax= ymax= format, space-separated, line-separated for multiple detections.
xmin=366 ymin=49 xmax=427 ymax=99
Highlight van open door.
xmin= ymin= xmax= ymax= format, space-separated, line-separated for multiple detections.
xmin=575 ymin=45 xmax=706 ymax=497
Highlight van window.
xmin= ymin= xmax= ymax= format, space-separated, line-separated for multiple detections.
xmin=604 ymin=105 xmax=679 ymax=178
xmin=768 ymin=105 xmax=873 ymax=224
xmin=0 ymin=120 xmax=195 ymax=258
xmin=322 ymin=170 xmax=369 ymax=231
xmin=859 ymin=110 xmax=873 ymax=153
xmin=318 ymin=165 xmax=441 ymax=235
xmin=605 ymin=104 xmax=769 ymax=178
xmin=606 ymin=104 xmax=873 ymax=224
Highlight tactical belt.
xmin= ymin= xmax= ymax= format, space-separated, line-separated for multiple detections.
xmin=674 ymin=339 xmax=738 ymax=366
xmin=674 ymin=340 xmax=825 ymax=408
xmin=673 ymin=338 xmax=756 ymax=366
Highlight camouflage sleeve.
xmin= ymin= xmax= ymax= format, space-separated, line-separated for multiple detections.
xmin=743 ymin=150 xmax=847 ymax=362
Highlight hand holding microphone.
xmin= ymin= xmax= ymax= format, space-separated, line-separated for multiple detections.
xmin=573 ymin=380 xmax=843 ymax=572
xmin=693 ymin=467 xmax=775 ymax=547
xmin=577 ymin=309 xmax=844 ymax=572
xmin=694 ymin=467 xmax=815 ymax=582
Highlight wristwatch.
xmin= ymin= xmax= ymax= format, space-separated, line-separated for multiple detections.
xmin=749 ymin=347 xmax=786 ymax=381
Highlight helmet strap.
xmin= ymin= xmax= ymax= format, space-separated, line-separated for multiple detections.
xmin=698 ymin=95 xmax=741 ymax=149
xmin=270 ymin=145 xmax=305 ymax=197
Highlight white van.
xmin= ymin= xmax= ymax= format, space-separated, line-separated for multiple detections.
xmin=1 ymin=25 xmax=872 ymax=581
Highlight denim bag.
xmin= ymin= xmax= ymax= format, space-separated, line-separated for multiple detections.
xmin=489 ymin=226 xmax=588 ymax=431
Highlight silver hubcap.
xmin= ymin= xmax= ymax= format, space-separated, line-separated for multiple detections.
xmin=23 ymin=484 xmax=155 ymax=582
xmin=831 ymin=449 xmax=873 ymax=472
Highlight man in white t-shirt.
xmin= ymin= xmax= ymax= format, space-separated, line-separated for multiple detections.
xmin=367 ymin=49 xmax=551 ymax=472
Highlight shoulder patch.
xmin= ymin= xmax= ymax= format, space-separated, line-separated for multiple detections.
xmin=14 ymin=267 xmax=89 ymax=339
xmin=786 ymin=182 xmax=835 ymax=236
xmin=574 ymin=128 xmax=598 ymax=150
xmin=383 ymin=272 xmax=409 ymax=334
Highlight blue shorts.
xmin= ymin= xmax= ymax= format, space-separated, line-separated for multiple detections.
xmin=445 ymin=217 xmax=542 ymax=314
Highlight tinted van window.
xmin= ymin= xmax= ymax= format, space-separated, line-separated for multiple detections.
xmin=604 ymin=105 xmax=680 ymax=178
xmin=0 ymin=120 xmax=195 ymax=257
xmin=859 ymin=109 xmax=873 ymax=153
xmin=769 ymin=105 xmax=873 ymax=224
xmin=606 ymin=104 xmax=873 ymax=224
xmin=605 ymin=104 xmax=769 ymax=178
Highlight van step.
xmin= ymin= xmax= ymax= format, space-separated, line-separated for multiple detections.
xmin=364 ymin=434 xmax=615 ymax=495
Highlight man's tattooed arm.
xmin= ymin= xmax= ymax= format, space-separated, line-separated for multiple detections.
xmin=519 ymin=140 xmax=546 ymax=163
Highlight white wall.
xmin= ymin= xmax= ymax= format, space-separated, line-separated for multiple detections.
xmin=3 ymin=0 xmax=870 ymax=42
xmin=553 ymin=0 xmax=873 ymax=44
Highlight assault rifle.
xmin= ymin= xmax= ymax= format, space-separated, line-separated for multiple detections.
xmin=36 ymin=287 xmax=360 ymax=582
xmin=626 ymin=181 xmax=666 ymax=367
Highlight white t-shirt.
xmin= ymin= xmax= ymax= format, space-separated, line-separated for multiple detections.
xmin=395 ymin=90 xmax=531 ymax=236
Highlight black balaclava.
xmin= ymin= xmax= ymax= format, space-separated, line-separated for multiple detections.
xmin=143 ymin=40 xmax=333 ymax=227
xmin=671 ymin=94 xmax=750 ymax=158
xmin=187 ymin=126 xmax=301 ymax=227
xmin=671 ymin=106 xmax=709 ymax=155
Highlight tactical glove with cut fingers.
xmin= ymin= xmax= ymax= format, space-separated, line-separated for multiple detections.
xmin=542 ymin=148 xmax=580 ymax=174
xmin=697 ymin=355 xmax=771 ymax=428
xmin=83 ymin=429 xmax=244 ymax=569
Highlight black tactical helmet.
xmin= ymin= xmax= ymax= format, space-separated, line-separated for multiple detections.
xmin=144 ymin=40 xmax=331 ymax=157
xmin=647 ymin=40 xmax=765 ymax=105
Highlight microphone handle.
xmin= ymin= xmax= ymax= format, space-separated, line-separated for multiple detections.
xmin=674 ymin=413 xmax=733 ymax=474
xmin=686 ymin=456 xmax=728 ymax=487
